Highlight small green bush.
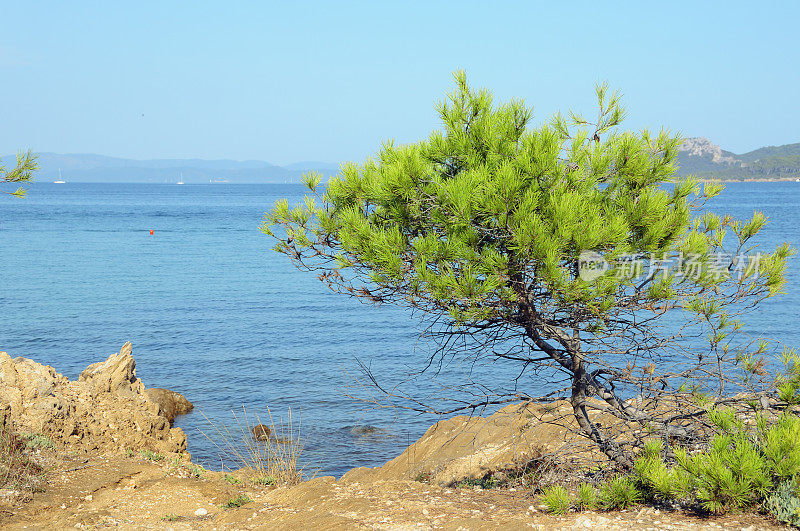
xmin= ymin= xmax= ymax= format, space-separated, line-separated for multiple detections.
xmin=675 ymin=433 xmax=771 ymax=514
xmin=765 ymin=479 xmax=800 ymax=528
xmin=599 ymin=476 xmax=642 ymax=510
xmin=224 ymin=473 xmax=241 ymax=485
xmin=577 ymin=482 xmax=597 ymax=511
xmin=540 ymin=485 xmax=571 ymax=515
xmin=255 ymin=476 xmax=276 ymax=486
xmin=24 ymin=433 xmax=54 ymax=450
xmin=777 ymin=348 xmax=800 ymax=405
xmin=222 ymin=494 xmax=252 ymax=509
xmin=140 ymin=449 xmax=165 ymax=462
xmin=632 ymin=410 xmax=800 ymax=515
xmin=758 ymin=414 xmax=800 ymax=481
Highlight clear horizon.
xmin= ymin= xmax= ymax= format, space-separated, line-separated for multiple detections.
xmin=2 ymin=1 xmax=799 ymax=165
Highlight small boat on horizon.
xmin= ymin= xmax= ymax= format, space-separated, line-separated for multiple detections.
xmin=54 ymin=168 xmax=66 ymax=183
xmin=177 ymin=172 xmax=184 ymax=185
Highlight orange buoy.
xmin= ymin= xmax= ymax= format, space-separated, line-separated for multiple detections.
xmin=150 ymin=230 xmax=154 ymax=235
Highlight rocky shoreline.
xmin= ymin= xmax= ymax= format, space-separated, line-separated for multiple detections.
xmin=0 ymin=342 xmax=190 ymax=458
xmin=0 ymin=344 xmax=786 ymax=529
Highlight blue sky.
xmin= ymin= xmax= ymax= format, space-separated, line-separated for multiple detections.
xmin=2 ymin=1 xmax=798 ymax=165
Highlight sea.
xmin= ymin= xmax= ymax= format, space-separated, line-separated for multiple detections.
xmin=1 ymin=182 xmax=799 ymax=477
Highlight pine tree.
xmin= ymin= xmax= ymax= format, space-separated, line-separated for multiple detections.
xmin=1 ymin=150 xmax=38 ymax=197
xmin=263 ymin=72 xmax=793 ymax=466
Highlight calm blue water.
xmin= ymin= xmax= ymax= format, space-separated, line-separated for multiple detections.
xmin=1 ymin=182 xmax=799 ymax=476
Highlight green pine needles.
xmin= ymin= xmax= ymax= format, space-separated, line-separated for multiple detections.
xmin=264 ymin=72 xmax=794 ymax=466
xmin=536 ymin=411 xmax=800 ymax=518
xmin=1 ymin=150 xmax=37 ymax=198
xmin=635 ymin=411 xmax=800 ymax=515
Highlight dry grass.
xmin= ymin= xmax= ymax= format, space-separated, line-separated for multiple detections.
xmin=200 ymin=406 xmax=306 ymax=486
xmin=0 ymin=425 xmax=47 ymax=493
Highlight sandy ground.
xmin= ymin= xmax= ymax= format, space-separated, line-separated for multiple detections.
xmin=0 ymin=453 xmax=786 ymax=530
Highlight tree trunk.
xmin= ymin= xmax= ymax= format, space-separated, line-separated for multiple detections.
xmin=571 ymin=359 xmax=633 ymax=469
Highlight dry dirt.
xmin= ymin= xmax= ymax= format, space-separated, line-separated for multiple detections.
xmin=0 ymin=452 xmax=786 ymax=530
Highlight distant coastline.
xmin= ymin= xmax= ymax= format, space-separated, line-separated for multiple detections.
xmin=695 ymin=177 xmax=800 ymax=183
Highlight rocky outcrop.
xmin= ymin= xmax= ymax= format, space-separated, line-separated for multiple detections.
xmin=679 ymin=137 xmax=741 ymax=165
xmin=78 ymin=341 xmax=144 ymax=396
xmin=144 ymin=388 xmax=193 ymax=424
xmin=342 ymin=401 xmax=600 ymax=486
xmin=0 ymin=343 xmax=187 ymax=456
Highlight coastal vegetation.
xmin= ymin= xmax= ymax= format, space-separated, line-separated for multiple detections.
xmin=528 ymin=408 xmax=800 ymax=524
xmin=264 ymin=71 xmax=793 ymax=463
xmin=265 ymin=72 xmax=800 ymax=521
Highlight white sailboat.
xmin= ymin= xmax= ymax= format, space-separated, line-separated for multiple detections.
xmin=177 ymin=172 xmax=184 ymax=185
xmin=53 ymin=168 xmax=66 ymax=184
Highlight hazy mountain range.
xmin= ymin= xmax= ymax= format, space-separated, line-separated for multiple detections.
xmin=0 ymin=152 xmax=340 ymax=183
xmin=4 ymin=139 xmax=800 ymax=183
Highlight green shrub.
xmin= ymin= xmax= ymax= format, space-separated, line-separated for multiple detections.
xmin=140 ymin=449 xmax=165 ymax=462
xmin=758 ymin=414 xmax=800 ymax=480
xmin=777 ymin=348 xmax=800 ymax=405
xmin=674 ymin=432 xmax=771 ymax=514
xmin=629 ymin=410 xmax=800 ymax=515
xmin=765 ymin=479 xmax=800 ymax=528
xmin=222 ymin=494 xmax=252 ymax=509
xmin=540 ymin=485 xmax=571 ymax=515
xmin=577 ymin=482 xmax=597 ymax=511
xmin=24 ymin=434 xmax=54 ymax=450
xmin=707 ymin=407 xmax=742 ymax=433
xmin=599 ymin=476 xmax=642 ymax=510
xmin=414 ymin=471 xmax=432 ymax=483
xmin=635 ymin=453 xmax=686 ymax=500
xmin=224 ymin=473 xmax=242 ymax=485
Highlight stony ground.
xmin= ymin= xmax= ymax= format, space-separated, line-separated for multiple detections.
xmin=0 ymin=453 xmax=786 ymax=530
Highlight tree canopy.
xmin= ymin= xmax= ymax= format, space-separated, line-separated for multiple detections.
xmin=1 ymin=151 xmax=38 ymax=197
xmin=263 ymin=72 xmax=793 ymax=466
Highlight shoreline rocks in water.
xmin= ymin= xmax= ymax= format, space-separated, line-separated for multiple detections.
xmin=252 ymin=424 xmax=272 ymax=441
xmin=0 ymin=342 xmax=191 ymax=456
xmin=145 ymin=388 xmax=194 ymax=425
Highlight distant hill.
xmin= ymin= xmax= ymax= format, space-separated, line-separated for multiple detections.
xmin=282 ymin=161 xmax=340 ymax=173
xmin=0 ymin=153 xmax=340 ymax=183
xmin=7 ymin=141 xmax=799 ymax=183
xmin=676 ymin=138 xmax=800 ymax=180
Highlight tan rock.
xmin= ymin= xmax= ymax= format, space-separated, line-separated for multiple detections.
xmin=0 ymin=343 xmax=187 ymax=457
xmin=353 ymin=401 xmax=599 ymax=486
xmin=78 ymin=342 xmax=144 ymax=396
